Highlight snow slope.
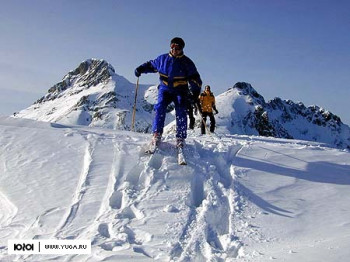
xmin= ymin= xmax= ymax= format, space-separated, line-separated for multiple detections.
xmin=1 ymin=116 xmax=350 ymax=261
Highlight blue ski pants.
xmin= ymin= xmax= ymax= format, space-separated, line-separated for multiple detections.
xmin=153 ymin=87 xmax=187 ymax=139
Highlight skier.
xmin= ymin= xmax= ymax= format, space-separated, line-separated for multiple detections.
xmin=199 ymin=85 xmax=218 ymax=134
xmin=135 ymin=37 xmax=202 ymax=149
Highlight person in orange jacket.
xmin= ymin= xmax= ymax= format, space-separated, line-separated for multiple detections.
xmin=199 ymin=85 xmax=218 ymax=134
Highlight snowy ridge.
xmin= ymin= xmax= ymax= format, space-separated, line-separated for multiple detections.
xmin=1 ymin=116 xmax=350 ymax=261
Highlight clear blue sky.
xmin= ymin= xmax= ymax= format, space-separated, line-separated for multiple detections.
xmin=1 ymin=0 xmax=350 ymax=124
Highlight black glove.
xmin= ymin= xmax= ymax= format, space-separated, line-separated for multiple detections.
xmin=213 ymin=105 xmax=218 ymax=114
xmin=134 ymin=68 xmax=141 ymax=77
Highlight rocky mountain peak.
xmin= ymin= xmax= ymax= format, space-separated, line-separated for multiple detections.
xmin=64 ymin=58 xmax=115 ymax=87
xmin=231 ymin=82 xmax=266 ymax=106
xmin=36 ymin=59 xmax=115 ymax=104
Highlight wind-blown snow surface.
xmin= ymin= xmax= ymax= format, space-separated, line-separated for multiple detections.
xmin=1 ymin=116 xmax=350 ymax=262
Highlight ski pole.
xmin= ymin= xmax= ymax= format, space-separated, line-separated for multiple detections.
xmin=131 ymin=77 xmax=139 ymax=131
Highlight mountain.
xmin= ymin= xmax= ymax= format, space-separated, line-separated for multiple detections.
xmin=14 ymin=59 xmax=158 ymax=132
xmin=15 ymin=59 xmax=350 ymax=150
xmin=1 ymin=116 xmax=350 ymax=261
xmin=215 ymin=82 xmax=350 ymax=150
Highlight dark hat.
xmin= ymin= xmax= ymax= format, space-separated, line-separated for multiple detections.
xmin=170 ymin=37 xmax=185 ymax=49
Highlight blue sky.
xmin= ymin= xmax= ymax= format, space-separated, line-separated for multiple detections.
xmin=1 ymin=0 xmax=350 ymax=124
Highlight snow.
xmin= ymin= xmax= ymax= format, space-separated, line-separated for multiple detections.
xmin=1 ymin=116 xmax=350 ymax=261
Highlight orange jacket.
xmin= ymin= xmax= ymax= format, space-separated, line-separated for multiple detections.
xmin=199 ymin=90 xmax=216 ymax=113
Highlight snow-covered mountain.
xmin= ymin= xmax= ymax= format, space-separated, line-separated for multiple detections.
xmin=215 ymin=82 xmax=350 ymax=150
xmin=15 ymin=59 xmax=350 ymax=150
xmin=15 ymin=59 xmax=158 ymax=132
xmin=1 ymin=116 xmax=350 ymax=261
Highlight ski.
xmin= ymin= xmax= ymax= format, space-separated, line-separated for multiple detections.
xmin=177 ymin=147 xmax=187 ymax=165
xmin=145 ymin=142 xmax=158 ymax=154
xmin=143 ymin=140 xmax=187 ymax=166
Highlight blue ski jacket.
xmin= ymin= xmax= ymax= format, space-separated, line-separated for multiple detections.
xmin=136 ymin=53 xmax=202 ymax=95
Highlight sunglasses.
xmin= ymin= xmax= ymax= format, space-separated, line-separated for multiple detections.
xmin=171 ymin=43 xmax=182 ymax=51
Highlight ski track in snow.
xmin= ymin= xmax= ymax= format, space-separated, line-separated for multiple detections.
xmin=0 ymin=122 xmax=300 ymax=261
xmin=92 ymin=140 xmax=170 ymax=257
xmin=0 ymin=191 xmax=18 ymax=241
xmin=54 ymin=131 xmax=133 ymax=240
xmin=54 ymin=134 xmax=96 ymax=239
xmin=47 ymin=131 xmax=251 ymax=261
xmin=3 ymin=119 xmax=349 ymax=261
xmin=6 ymin=127 xmax=254 ymax=261
xmin=91 ymin=135 xmax=248 ymax=261
xmin=167 ymin=139 xmax=241 ymax=261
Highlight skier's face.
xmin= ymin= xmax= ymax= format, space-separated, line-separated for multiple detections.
xmin=170 ymin=43 xmax=183 ymax=56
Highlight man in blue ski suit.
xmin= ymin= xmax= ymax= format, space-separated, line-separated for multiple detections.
xmin=135 ymin=37 xmax=202 ymax=148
